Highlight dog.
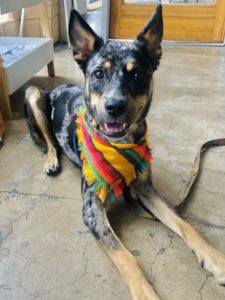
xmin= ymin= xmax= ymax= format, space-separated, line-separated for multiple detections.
xmin=24 ymin=5 xmax=225 ymax=300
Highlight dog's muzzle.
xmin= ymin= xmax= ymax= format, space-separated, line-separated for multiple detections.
xmin=103 ymin=99 xmax=128 ymax=137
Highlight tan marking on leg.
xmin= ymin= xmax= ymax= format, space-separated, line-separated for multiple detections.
xmin=100 ymin=214 xmax=160 ymax=300
xmin=106 ymin=245 xmax=160 ymax=300
xmin=140 ymin=188 xmax=225 ymax=284
xmin=26 ymin=87 xmax=59 ymax=175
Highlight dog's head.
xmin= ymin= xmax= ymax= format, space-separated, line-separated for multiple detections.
xmin=69 ymin=5 xmax=163 ymax=140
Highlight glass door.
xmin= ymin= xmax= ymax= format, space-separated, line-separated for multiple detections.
xmin=109 ymin=0 xmax=225 ymax=42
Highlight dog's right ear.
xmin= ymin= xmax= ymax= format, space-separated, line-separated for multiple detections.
xmin=136 ymin=4 xmax=163 ymax=70
xmin=69 ymin=9 xmax=103 ymax=68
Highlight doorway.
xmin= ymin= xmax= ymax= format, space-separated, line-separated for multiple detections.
xmin=109 ymin=0 xmax=225 ymax=42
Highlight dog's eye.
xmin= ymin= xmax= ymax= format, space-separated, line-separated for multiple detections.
xmin=133 ymin=71 xmax=144 ymax=81
xmin=95 ymin=70 xmax=104 ymax=79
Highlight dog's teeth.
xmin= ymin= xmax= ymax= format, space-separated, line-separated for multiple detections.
xmin=122 ymin=124 xmax=127 ymax=130
xmin=104 ymin=123 xmax=126 ymax=133
xmin=104 ymin=123 xmax=110 ymax=131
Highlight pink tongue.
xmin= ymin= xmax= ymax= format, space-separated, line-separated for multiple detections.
xmin=105 ymin=123 xmax=124 ymax=133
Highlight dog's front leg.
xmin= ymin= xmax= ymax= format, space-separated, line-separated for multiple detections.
xmin=82 ymin=180 xmax=160 ymax=300
xmin=131 ymin=173 xmax=225 ymax=286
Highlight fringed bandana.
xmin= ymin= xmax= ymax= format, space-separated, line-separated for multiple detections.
xmin=74 ymin=107 xmax=225 ymax=219
xmin=75 ymin=107 xmax=152 ymax=203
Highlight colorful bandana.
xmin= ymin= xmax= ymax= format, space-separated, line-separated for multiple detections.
xmin=75 ymin=108 xmax=152 ymax=203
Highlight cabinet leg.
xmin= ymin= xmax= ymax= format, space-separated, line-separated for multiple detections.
xmin=47 ymin=61 xmax=55 ymax=77
xmin=0 ymin=57 xmax=12 ymax=120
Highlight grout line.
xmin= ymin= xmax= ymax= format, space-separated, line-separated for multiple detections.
xmin=0 ymin=190 xmax=82 ymax=202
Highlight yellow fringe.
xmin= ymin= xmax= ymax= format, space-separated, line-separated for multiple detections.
xmin=98 ymin=187 xmax=108 ymax=202
xmin=82 ymin=160 xmax=96 ymax=184
xmin=75 ymin=108 xmax=108 ymax=202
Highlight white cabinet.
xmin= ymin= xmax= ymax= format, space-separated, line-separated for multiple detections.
xmin=0 ymin=1 xmax=55 ymax=119
xmin=1 ymin=37 xmax=53 ymax=95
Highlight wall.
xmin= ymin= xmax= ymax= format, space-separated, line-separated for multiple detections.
xmin=24 ymin=0 xmax=59 ymax=42
xmin=0 ymin=1 xmax=59 ymax=42
xmin=0 ymin=12 xmax=19 ymax=36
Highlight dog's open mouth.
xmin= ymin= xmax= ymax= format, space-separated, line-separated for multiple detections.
xmin=103 ymin=122 xmax=128 ymax=137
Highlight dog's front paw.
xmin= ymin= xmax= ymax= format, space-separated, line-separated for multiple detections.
xmin=196 ymin=248 xmax=225 ymax=286
xmin=44 ymin=151 xmax=61 ymax=176
xmin=211 ymin=254 xmax=225 ymax=286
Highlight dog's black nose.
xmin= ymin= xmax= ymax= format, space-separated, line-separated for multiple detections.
xmin=105 ymin=100 xmax=127 ymax=117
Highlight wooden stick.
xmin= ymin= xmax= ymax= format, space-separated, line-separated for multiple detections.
xmin=0 ymin=56 xmax=12 ymax=120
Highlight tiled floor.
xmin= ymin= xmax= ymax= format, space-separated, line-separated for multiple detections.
xmin=0 ymin=45 xmax=225 ymax=300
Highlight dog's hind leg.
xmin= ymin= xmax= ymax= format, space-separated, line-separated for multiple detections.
xmin=82 ymin=181 xmax=160 ymax=300
xmin=25 ymin=86 xmax=60 ymax=176
xmin=132 ymin=180 xmax=225 ymax=286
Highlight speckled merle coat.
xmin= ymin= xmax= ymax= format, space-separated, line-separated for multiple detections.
xmin=24 ymin=5 xmax=225 ymax=300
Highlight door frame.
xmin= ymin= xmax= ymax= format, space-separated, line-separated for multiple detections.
xmin=101 ymin=0 xmax=110 ymax=41
xmin=109 ymin=0 xmax=225 ymax=43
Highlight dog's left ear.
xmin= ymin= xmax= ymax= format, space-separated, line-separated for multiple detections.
xmin=136 ymin=4 xmax=163 ymax=70
xmin=69 ymin=9 xmax=103 ymax=68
